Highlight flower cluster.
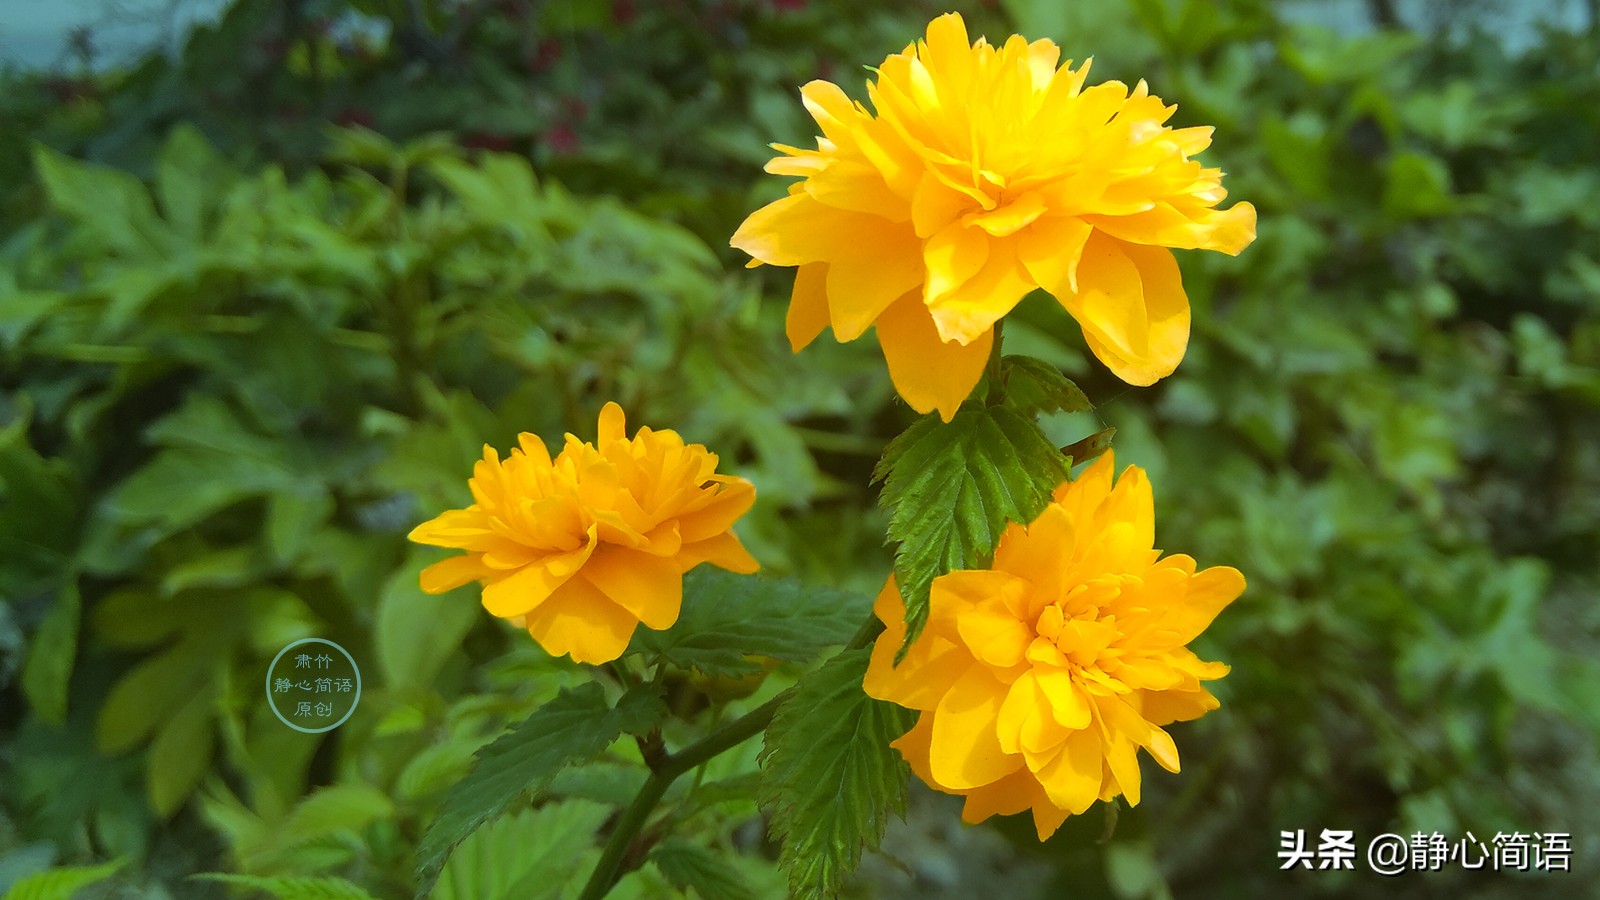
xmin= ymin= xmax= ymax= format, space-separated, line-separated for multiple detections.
xmin=732 ymin=12 xmax=1255 ymax=420
xmin=864 ymin=452 xmax=1244 ymax=838
xmin=409 ymin=402 xmax=758 ymax=664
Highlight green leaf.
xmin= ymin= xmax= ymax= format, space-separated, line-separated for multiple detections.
xmin=414 ymin=684 xmax=667 ymax=897
xmin=433 ymin=800 xmax=611 ymax=900
xmin=192 ymin=874 xmax=379 ymax=900
xmin=1061 ymin=427 xmax=1117 ymax=467
xmin=1000 ymin=356 xmax=1093 ymax=417
xmin=20 ymin=581 xmax=80 ymax=725
xmin=759 ymin=649 xmax=915 ymax=900
xmin=650 ymin=839 xmax=755 ymax=900
xmin=873 ymin=406 xmax=1068 ymax=648
xmin=266 ymin=489 xmax=335 ymax=566
xmin=147 ymin=688 xmax=216 ymax=817
xmin=32 ymin=144 xmax=170 ymax=258
xmin=156 ymin=123 xmax=232 ymax=242
xmin=279 ymin=783 xmax=394 ymax=847
xmin=629 ymin=568 xmax=871 ymax=677
xmin=2 ymin=858 xmax=126 ymax=900
xmin=377 ymin=550 xmax=481 ymax=690
xmin=96 ymin=641 xmax=211 ymax=754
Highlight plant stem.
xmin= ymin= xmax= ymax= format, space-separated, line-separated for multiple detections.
xmin=985 ymin=319 xmax=1006 ymax=405
xmin=576 ymin=691 xmax=788 ymax=900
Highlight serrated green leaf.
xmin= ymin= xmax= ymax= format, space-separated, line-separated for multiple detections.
xmin=650 ymin=838 xmax=754 ymax=900
xmin=629 ymin=569 xmax=870 ymax=677
xmin=20 ymin=581 xmax=80 ymax=725
xmin=873 ymin=406 xmax=1068 ymax=648
xmin=192 ymin=873 xmax=379 ymax=900
xmin=396 ymin=738 xmax=484 ymax=802
xmin=434 ymin=800 xmax=611 ymax=900
xmin=280 ymin=783 xmax=394 ymax=847
xmin=414 ymin=684 xmax=667 ymax=898
xmin=1000 ymin=356 xmax=1094 ymax=417
xmin=759 ymin=649 xmax=915 ymax=900
xmin=3 ymin=857 xmax=126 ymax=900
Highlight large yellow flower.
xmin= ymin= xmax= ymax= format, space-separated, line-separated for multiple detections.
xmin=409 ymin=402 xmax=759 ymax=664
xmin=731 ymin=13 xmax=1255 ymax=421
xmin=863 ymin=452 xmax=1243 ymax=839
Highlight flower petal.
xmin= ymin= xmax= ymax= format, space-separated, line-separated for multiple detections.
xmin=677 ymin=531 xmax=761 ymax=575
xmin=1033 ymin=724 xmax=1103 ymax=815
xmin=929 ymin=664 xmax=1024 ymax=789
xmin=480 ymin=538 xmax=595 ymax=618
xmin=1063 ymin=234 xmax=1189 ymax=386
xmin=787 ymin=262 xmax=831 ymax=351
xmin=874 ymin=292 xmax=992 ymax=422
xmin=1169 ymin=565 xmax=1246 ymax=644
xmin=924 ymin=235 xmax=1036 ymax=346
xmin=523 ymin=575 xmax=639 ymax=664
xmin=418 ymin=553 xmax=490 ymax=594
xmin=579 ymin=545 xmax=683 ymax=631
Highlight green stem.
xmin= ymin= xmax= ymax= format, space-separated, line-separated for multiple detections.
xmin=579 ymin=608 xmax=887 ymax=898
xmin=577 ymin=692 xmax=787 ymax=900
xmin=985 ymin=319 xmax=1006 ymax=405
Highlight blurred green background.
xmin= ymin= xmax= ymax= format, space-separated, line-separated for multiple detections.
xmin=2 ymin=0 xmax=1598 ymax=897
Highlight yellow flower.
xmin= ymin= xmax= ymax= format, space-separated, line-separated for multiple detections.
xmin=863 ymin=452 xmax=1243 ymax=839
xmin=409 ymin=402 xmax=759 ymax=665
xmin=731 ymin=13 xmax=1255 ymax=421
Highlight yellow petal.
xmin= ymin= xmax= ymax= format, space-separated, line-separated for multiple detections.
xmin=1103 ymin=733 xmax=1143 ymax=806
xmin=730 ymin=192 xmax=904 ymax=268
xmin=1031 ymin=798 xmax=1072 ymax=841
xmin=1147 ymin=724 xmax=1181 ymax=774
xmin=874 ymin=293 xmax=992 ymax=422
xmin=929 ymin=665 xmax=1024 ymax=789
xmin=523 ymin=575 xmax=638 ymax=664
xmin=1097 ymin=463 xmax=1155 ymax=551
xmin=408 ymin=509 xmax=492 ymax=549
xmin=480 ymin=540 xmax=594 ymax=618
xmin=1063 ymin=234 xmax=1190 ymax=386
xmin=923 ymin=221 xmax=989 ymax=306
xmin=826 ymin=238 xmax=924 ymax=341
xmin=418 ymin=554 xmax=490 ymax=594
xmin=1033 ymin=725 xmax=1103 ymax=815
xmin=676 ymin=479 xmax=756 ymax=543
xmin=787 ymin=262 xmax=831 ymax=351
xmin=1138 ymin=687 xmax=1219 ymax=725
xmin=1035 ymin=667 xmax=1092 ymax=730
xmin=579 ymin=546 xmax=683 ymax=631
xmin=959 ymin=766 xmax=1039 ymax=824
xmin=865 ymin=579 xmax=974 ymax=711
xmin=965 ymin=191 xmax=1046 ymax=237
xmin=1169 ymin=565 xmax=1246 ymax=644
xmin=1052 ymin=450 xmax=1116 ymax=518
xmin=677 ymin=531 xmax=761 ymax=575
xmin=953 ymin=597 xmax=1033 ymax=669
xmin=924 ymin=235 xmax=1036 ymax=346
xmin=929 ymin=569 xmax=1017 ymax=644
xmin=888 ymin=710 xmax=937 ymax=786
xmin=597 ymin=401 xmax=627 ymax=445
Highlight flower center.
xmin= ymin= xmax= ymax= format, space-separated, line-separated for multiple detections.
xmin=1033 ymin=577 xmax=1130 ymax=669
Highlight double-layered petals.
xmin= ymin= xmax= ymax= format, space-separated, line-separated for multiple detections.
xmin=409 ymin=403 xmax=759 ymax=664
xmin=864 ymin=452 xmax=1244 ymax=839
xmin=732 ymin=12 xmax=1256 ymax=420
